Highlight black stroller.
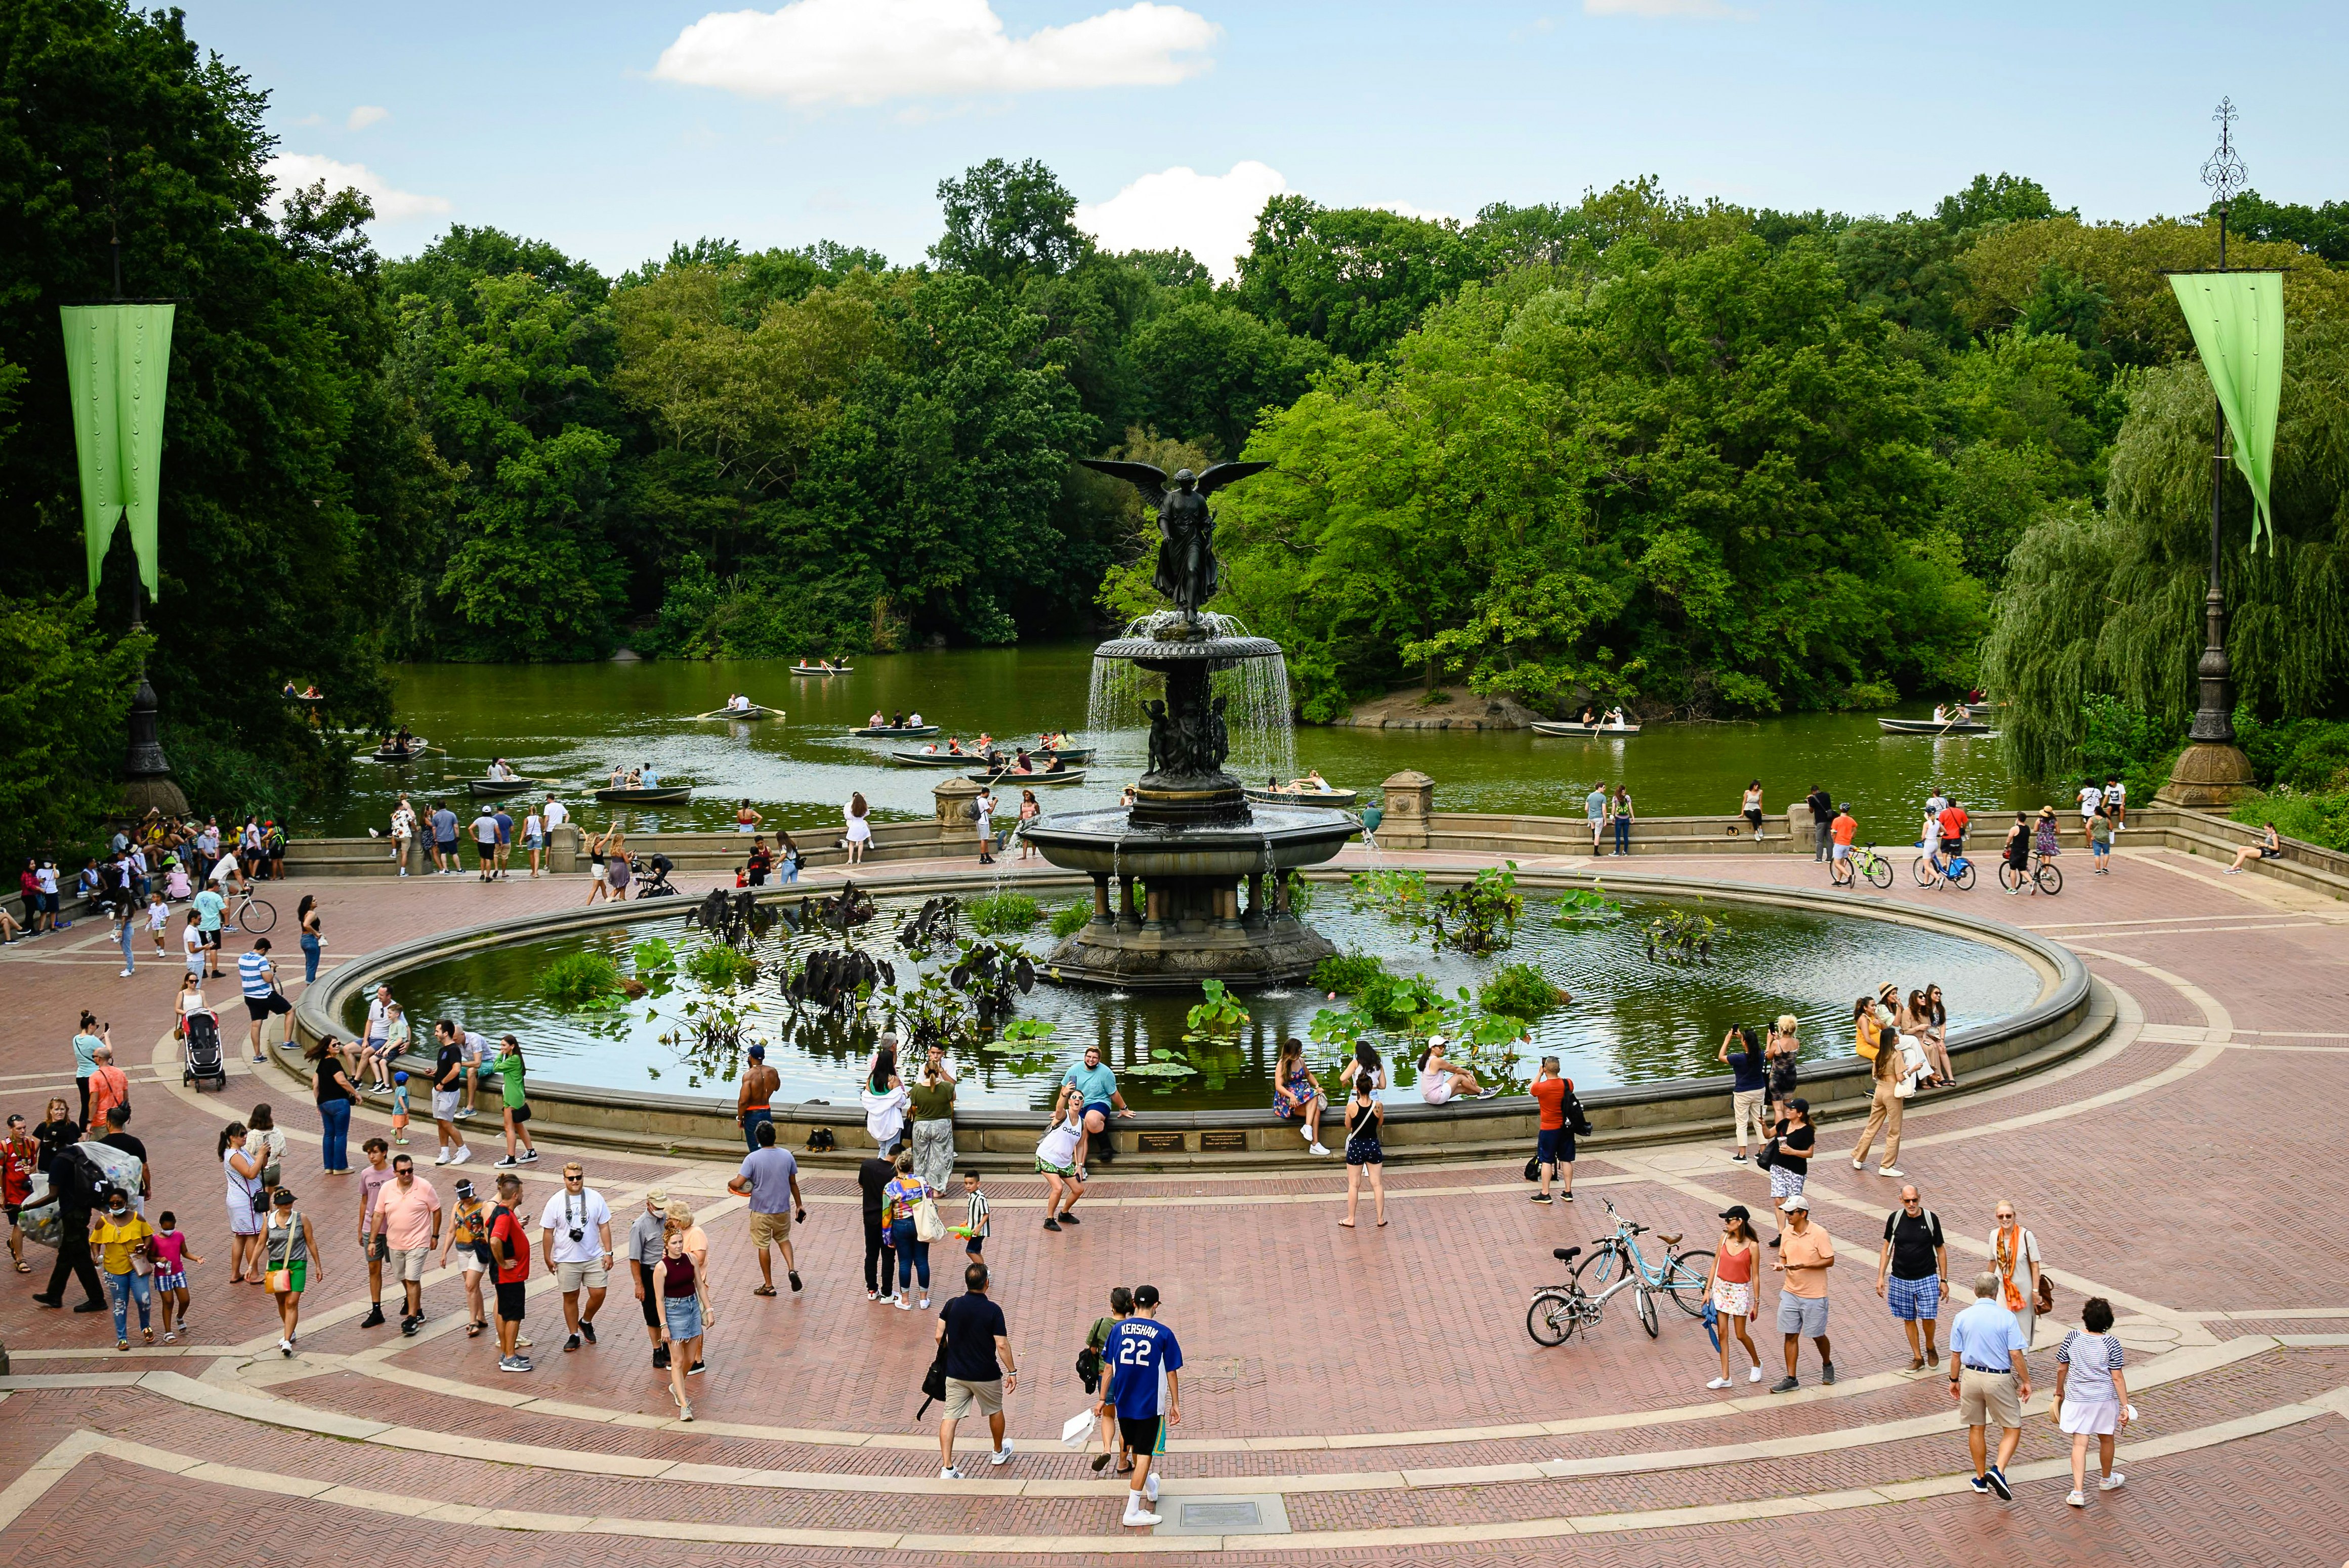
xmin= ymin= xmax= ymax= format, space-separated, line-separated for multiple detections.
xmin=182 ymin=1009 xmax=228 ymax=1090
xmin=635 ymin=853 xmax=679 ymax=899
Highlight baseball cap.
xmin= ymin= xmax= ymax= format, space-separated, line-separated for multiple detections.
xmin=747 ymin=1044 xmax=765 ymax=1060
xmin=645 ymin=1186 xmax=668 ymax=1205
xmin=1133 ymin=1284 xmax=1161 ymax=1308
xmin=1717 ymin=1204 xmax=1750 ymax=1221
xmin=1782 ymin=1194 xmax=1812 ymax=1211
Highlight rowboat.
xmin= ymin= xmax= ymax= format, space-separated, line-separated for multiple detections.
xmin=969 ymin=768 xmax=1087 ymax=787
xmin=1246 ymin=785 xmax=1362 ymax=809
xmin=1531 ymin=721 xmax=1643 ymax=737
xmin=465 ymin=777 xmax=546 ymax=798
xmin=595 ymin=786 xmax=692 ymax=804
xmin=851 ymin=725 xmax=941 ymax=738
xmin=363 ymin=738 xmax=430 ymax=762
xmin=691 ymin=703 xmax=782 ymax=720
xmin=790 ymin=665 xmax=852 ymax=676
xmin=892 ymin=749 xmax=985 ymax=767
xmin=1961 ymin=702 xmax=2001 ymax=719
xmin=1876 ymin=717 xmax=1996 ymax=736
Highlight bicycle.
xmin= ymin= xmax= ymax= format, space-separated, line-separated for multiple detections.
xmin=1833 ymin=843 xmax=1894 ymax=890
xmin=231 ymin=884 xmax=277 ymax=935
xmin=1911 ymin=845 xmax=1977 ymax=891
xmin=1997 ymin=854 xmax=2063 ymax=896
xmin=1526 ymin=1246 xmax=1605 ymax=1345
xmin=1569 ymin=1197 xmax=1715 ymax=1337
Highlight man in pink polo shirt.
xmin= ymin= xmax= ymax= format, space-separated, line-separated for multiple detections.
xmin=369 ymin=1153 xmax=442 ymax=1335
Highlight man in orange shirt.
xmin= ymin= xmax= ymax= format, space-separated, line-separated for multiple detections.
xmin=1527 ymin=1057 xmax=1574 ymax=1206
xmin=85 ymin=1044 xmax=132 ymax=1134
xmin=1828 ymin=805 xmax=1859 ymax=885
xmin=1936 ymin=798 xmax=1970 ymax=861
xmin=1769 ymin=1195 xmax=1835 ymax=1392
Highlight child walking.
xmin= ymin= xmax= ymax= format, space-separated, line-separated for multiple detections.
xmin=153 ymin=1210 xmax=202 ymax=1342
xmin=146 ymin=891 xmax=171 ymax=958
xmin=390 ymin=1070 xmax=412 ymax=1146
xmin=1084 ymin=1286 xmax=1134 ymax=1474
xmin=956 ymin=1170 xmax=990 ymax=1263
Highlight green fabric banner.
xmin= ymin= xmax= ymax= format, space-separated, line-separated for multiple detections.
xmin=2168 ymin=270 xmax=2284 ymax=553
xmin=59 ymin=303 xmax=176 ymax=598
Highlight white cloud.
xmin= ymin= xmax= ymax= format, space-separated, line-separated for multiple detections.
xmin=1371 ymin=198 xmax=1458 ymax=224
xmin=1584 ymin=0 xmax=1752 ymax=17
xmin=653 ymin=0 xmax=1218 ymax=106
xmin=263 ymin=154 xmax=451 ymax=222
xmin=1077 ymin=160 xmax=1289 ymax=281
xmin=346 ymin=104 xmax=390 ymax=131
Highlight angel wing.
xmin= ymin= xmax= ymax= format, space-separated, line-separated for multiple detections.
xmin=1075 ymin=458 xmax=1168 ymax=507
xmin=1195 ymin=460 xmax=1274 ymax=496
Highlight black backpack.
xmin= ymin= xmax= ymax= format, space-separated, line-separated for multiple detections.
xmin=58 ymin=1145 xmax=111 ymax=1213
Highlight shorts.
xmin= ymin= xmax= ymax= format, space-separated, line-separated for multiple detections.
xmin=435 ymin=840 xmax=458 ymax=859
xmin=1034 ymin=1158 xmax=1078 ymax=1178
xmin=155 ymin=1268 xmax=187 ymax=1292
xmin=1958 ymin=1367 xmax=2023 ymax=1428
xmin=244 ymin=993 xmax=291 ymax=1020
xmin=460 ymin=1250 xmax=487 ymax=1277
xmin=1344 ymin=1136 xmax=1382 ymax=1166
xmin=749 ymin=1210 xmax=793 ymax=1249
xmin=944 ymin=1377 xmax=1004 ymax=1420
xmin=2 ymin=1203 xmax=16 ymax=1225
xmin=1776 ymin=1293 xmax=1829 ymax=1337
xmin=1082 ymin=1100 xmax=1113 ymax=1124
xmin=524 ymin=834 xmax=543 ymax=850
xmin=1117 ymin=1414 xmax=1166 ymax=1457
xmin=201 ymin=928 xmax=223 ymax=948
xmin=496 ymin=1280 xmax=527 ymax=1323
xmin=432 ymin=1089 xmax=460 ymax=1121
xmin=394 ymin=1246 xmax=434 ymax=1283
xmin=1710 ymin=1280 xmax=1753 ymax=1319
xmin=1831 ymin=843 xmax=1852 ymax=862
xmin=506 ymin=1103 xmax=531 ymax=1125
xmin=1769 ymin=1164 xmax=1807 ymax=1200
xmin=1886 ymin=1272 xmax=1941 ymax=1322
xmin=475 ymin=841 xmax=496 ymax=864
xmin=1940 ymin=837 xmax=1963 ymax=857
xmin=1536 ymin=1127 xmax=1573 ymax=1166
xmin=555 ymin=1257 xmax=609 ymax=1292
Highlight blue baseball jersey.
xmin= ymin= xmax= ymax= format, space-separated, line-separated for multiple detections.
xmin=1105 ymin=1317 xmax=1184 ymax=1420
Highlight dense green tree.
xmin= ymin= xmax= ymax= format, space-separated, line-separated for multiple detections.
xmin=1128 ymin=301 xmax=1329 ymax=458
xmin=2222 ymin=190 xmax=2349 ymax=266
xmin=930 ymin=157 xmax=1093 ymax=285
xmin=1235 ymin=196 xmax=1489 ymax=360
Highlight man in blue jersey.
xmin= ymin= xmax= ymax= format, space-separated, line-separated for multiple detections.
xmin=1099 ymin=1283 xmax=1182 ymax=1529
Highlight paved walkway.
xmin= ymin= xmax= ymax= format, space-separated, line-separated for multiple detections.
xmin=1 ymin=837 xmax=2343 ymax=1564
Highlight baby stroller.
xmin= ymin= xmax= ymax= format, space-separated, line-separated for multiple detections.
xmin=635 ymin=853 xmax=679 ymax=899
xmin=182 ymin=1008 xmax=228 ymax=1090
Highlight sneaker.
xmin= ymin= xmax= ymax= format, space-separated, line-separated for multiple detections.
xmin=360 ymin=1304 xmax=386 ymax=1329
xmin=1986 ymin=1466 xmax=2012 ymax=1501
xmin=653 ymin=1346 xmax=670 ymax=1369
xmin=1042 ymin=1218 xmax=1062 ymax=1232
xmin=498 ymin=1355 xmax=530 ymax=1373
xmin=1748 ymin=1365 xmax=1764 ymax=1383
xmin=788 ymin=1272 xmax=802 ymax=1292
xmin=279 ymin=1337 xmax=293 ymax=1358
xmin=2099 ymin=1473 xmax=2126 ymax=1492
xmin=1058 ymin=1212 xmax=1080 ymax=1225
xmin=455 ymin=1108 xmax=476 ymax=1120
xmin=1731 ymin=1153 xmax=1748 ymax=1162
xmin=894 ymin=1297 xmax=911 ymax=1310
xmin=688 ymin=1361 xmax=705 ymax=1375
xmin=1821 ymin=1361 xmax=1836 ymax=1385
xmin=1123 ymin=1505 xmax=1162 ymax=1528
xmin=918 ymin=1297 xmax=931 ymax=1310
xmin=401 ymin=1315 xmax=420 ymax=1337
xmin=989 ymin=1442 xmax=1014 ymax=1466
xmin=434 ymin=1149 xmax=451 ymax=1166
xmin=1706 ymin=1376 xmax=1734 ymax=1390
xmin=519 ymin=1149 xmax=539 ymax=1163
xmin=494 ymin=1155 xmax=519 ymax=1168
xmin=1968 ymin=1474 xmax=1992 ymax=1496
xmin=1530 ymin=1194 xmax=1553 ymax=1204
xmin=581 ymin=1320 xmax=597 ymax=1343
xmin=1309 ymin=1142 xmax=1329 ymax=1156
xmin=516 ymin=1336 xmax=533 ymax=1348
xmin=940 ymin=1467 xmax=964 ymax=1480
xmin=1851 ymin=1158 xmax=1865 ymax=1170
xmin=119 ymin=967 xmax=133 ymax=978
xmin=564 ymin=1333 xmax=581 ymax=1352
xmin=2066 ymin=1490 xmax=2086 ymax=1508
xmin=449 ymin=1147 xmax=471 ymax=1165
xmin=1877 ymin=1166 xmax=1904 ymax=1178
xmin=1769 ymin=1375 xmax=1798 ymax=1393
xmin=1144 ymin=1472 xmax=1159 ymax=1503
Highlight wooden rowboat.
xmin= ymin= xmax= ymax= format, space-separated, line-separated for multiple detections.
xmin=595 ymin=786 xmax=692 ymax=804
xmin=1531 ymin=721 xmax=1644 ymax=737
xmin=1245 ymin=785 xmax=1361 ymax=809
xmin=789 ymin=665 xmax=852 ymax=676
xmin=851 ymin=725 xmax=940 ymax=738
xmin=691 ymin=704 xmax=782 ymax=720
xmin=969 ymin=767 xmax=1087 ymax=787
xmin=364 ymin=738 xmax=430 ymax=762
xmin=892 ymin=749 xmax=984 ymax=767
xmin=465 ymin=777 xmax=546 ymax=798
xmin=1876 ymin=717 xmax=1995 ymax=736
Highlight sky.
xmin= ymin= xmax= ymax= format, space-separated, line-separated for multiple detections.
xmin=189 ymin=0 xmax=2349 ymax=281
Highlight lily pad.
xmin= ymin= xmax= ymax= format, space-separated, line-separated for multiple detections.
xmin=1120 ymin=1060 xmax=1199 ymax=1078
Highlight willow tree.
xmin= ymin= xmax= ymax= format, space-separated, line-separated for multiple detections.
xmin=1982 ymin=316 xmax=2349 ymax=780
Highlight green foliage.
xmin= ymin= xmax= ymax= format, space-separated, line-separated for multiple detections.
xmin=537 ymin=951 xmax=627 ymax=1009
xmin=1354 ymin=970 xmax=1445 ymax=1030
xmin=1236 ymin=196 xmax=1489 ymax=361
xmin=1643 ymin=906 xmax=1732 ymax=966
xmin=1182 ymin=978 xmax=1251 ymax=1044
xmin=1549 ymin=883 xmax=1623 ymax=922
xmin=0 ymin=597 xmax=146 ymax=864
xmin=1310 ymin=951 xmax=1387 ymax=995
xmin=2233 ymin=788 xmax=2349 ymax=853
xmin=1431 ymin=863 xmax=1524 ymax=954
xmin=2076 ymin=694 xmax=2181 ymax=809
xmin=930 ymin=158 xmax=1092 ymax=286
xmin=982 ymin=1017 xmax=1058 ymax=1053
xmin=2225 ymin=190 xmax=2349 ymax=267
xmin=967 ymin=892 xmax=1042 ymax=935
xmin=1481 ymin=962 xmax=1566 ymax=1021
xmin=683 ymin=943 xmax=759 ymax=990
xmin=632 ymin=937 xmax=678 ymax=971
xmin=1347 ymin=867 xmax=1432 ymax=918
xmin=1048 ymin=903 xmax=1092 ymax=939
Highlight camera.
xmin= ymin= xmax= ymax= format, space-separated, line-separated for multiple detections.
xmin=568 ymin=1227 xmax=584 ymax=1243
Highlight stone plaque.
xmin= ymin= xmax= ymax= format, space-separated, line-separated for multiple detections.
xmin=1135 ymin=1131 xmax=1186 ymax=1153
xmin=1199 ymin=1130 xmax=1247 ymax=1152
xmin=1180 ymin=1502 xmax=1260 ymax=1528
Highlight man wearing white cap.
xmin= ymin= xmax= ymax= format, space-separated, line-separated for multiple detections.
xmin=1768 ymin=1194 xmax=1835 ymax=1392
xmin=629 ymin=1186 xmax=673 ymax=1370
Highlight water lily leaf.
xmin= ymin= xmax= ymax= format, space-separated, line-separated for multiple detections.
xmin=1121 ymin=1061 xmax=1199 ymax=1078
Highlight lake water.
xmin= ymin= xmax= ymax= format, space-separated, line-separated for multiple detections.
xmin=364 ymin=887 xmax=2042 ymax=1109
xmin=315 ymin=648 xmax=2030 ymax=843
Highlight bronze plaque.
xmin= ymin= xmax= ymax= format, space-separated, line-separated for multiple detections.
xmin=1199 ymin=1130 xmax=1248 ymax=1153
xmin=1136 ymin=1131 xmax=1187 ymax=1153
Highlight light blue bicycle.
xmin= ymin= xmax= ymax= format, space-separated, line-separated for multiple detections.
xmin=1567 ymin=1198 xmax=1714 ymax=1338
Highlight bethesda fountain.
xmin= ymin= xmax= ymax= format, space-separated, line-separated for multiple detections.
xmin=1022 ymin=458 xmax=1360 ymax=990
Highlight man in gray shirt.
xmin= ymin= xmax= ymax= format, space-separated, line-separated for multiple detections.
xmin=727 ymin=1122 xmax=807 ymax=1295
xmin=628 ymin=1186 xmax=673 ymax=1369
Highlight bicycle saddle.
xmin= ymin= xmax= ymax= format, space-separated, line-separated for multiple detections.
xmin=1552 ymin=1247 xmax=1581 ymax=1262
xmin=1658 ymin=1232 xmax=1683 ymax=1246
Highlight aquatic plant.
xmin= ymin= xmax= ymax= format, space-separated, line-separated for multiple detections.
xmin=1481 ymin=962 xmax=1569 ymax=1021
xmin=536 ymin=952 xmax=627 ymax=1010
xmin=968 ymin=892 xmax=1042 ymax=935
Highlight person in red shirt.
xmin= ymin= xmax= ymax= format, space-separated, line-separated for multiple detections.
xmin=2 ymin=1114 xmax=36 ymax=1270
xmin=1528 ymin=1057 xmax=1575 ymax=1205
xmin=1936 ymin=800 xmax=1970 ymax=861
xmin=489 ymin=1171 xmax=533 ymax=1372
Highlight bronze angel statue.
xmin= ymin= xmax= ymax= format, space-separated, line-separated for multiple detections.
xmin=1077 ymin=459 xmax=1273 ymax=623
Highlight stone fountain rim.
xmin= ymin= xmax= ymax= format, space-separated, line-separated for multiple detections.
xmin=1090 ymin=633 xmax=1283 ymax=662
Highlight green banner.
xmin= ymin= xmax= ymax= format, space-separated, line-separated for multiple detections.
xmin=59 ymin=303 xmax=176 ymax=598
xmin=2168 ymin=271 xmax=2283 ymax=552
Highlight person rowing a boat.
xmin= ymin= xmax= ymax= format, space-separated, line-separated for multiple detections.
xmin=1010 ymin=749 xmax=1034 ymax=775
xmin=1578 ymin=705 xmax=1599 ymax=726
xmin=975 ymin=731 xmax=993 ymax=753
xmin=945 ymin=737 xmax=964 ymax=755
xmin=1603 ymin=707 xmax=1627 ymax=730
xmin=919 ymin=741 xmax=940 ymax=755
xmin=1040 ymin=753 xmax=1066 ymax=774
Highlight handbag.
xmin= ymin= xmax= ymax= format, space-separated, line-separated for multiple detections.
xmin=916 ymin=1343 xmax=949 ymax=1420
xmin=913 ymin=1194 xmax=947 ymax=1244
xmin=1755 ymin=1137 xmax=1778 ymax=1172
xmin=129 ymin=1231 xmax=155 ymax=1277
xmin=265 ymin=1211 xmax=300 ymax=1292
xmin=2035 ymin=1273 xmax=2056 ymax=1316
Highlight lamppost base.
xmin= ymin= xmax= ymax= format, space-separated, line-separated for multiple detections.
xmin=2154 ymin=741 xmax=2257 ymax=808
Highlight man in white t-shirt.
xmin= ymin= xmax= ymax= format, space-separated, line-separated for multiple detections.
xmin=543 ymin=796 xmax=568 ymax=830
xmin=2076 ymin=782 xmax=2103 ymax=839
xmin=539 ymin=1161 xmax=613 ymax=1353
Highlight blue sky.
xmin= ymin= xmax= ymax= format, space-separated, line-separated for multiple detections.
xmin=191 ymin=0 xmax=2349 ymax=279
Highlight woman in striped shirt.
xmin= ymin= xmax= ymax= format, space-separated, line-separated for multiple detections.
xmin=2052 ymin=1295 xmax=2131 ymax=1507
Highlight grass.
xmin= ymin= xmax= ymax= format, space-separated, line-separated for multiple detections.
xmin=1481 ymin=961 xmax=1566 ymax=1021
xmin=1049 ymin=903 xmax=1092 ymax=939
xmin=1311 ymin=951 xmax=1387 ymax=995
xmin=536 ymin=952 xmax=625 ymax=1009
xmin=969 ymin=892 xmax=1042 ymax=935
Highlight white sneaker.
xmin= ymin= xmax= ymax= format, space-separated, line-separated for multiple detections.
xmin=918 ymin=1297 xmax=931 ymax=1310
xmin=1123 ymin=1505 xmax=1161 ymax=1528
xmin=2066 ymin=1489 xmax=2085 ymax=1508
xmin=894 ymin=1297 xmax=911 ymax=1310
xmin=1310 ymin=1142 xmax=1329 ymax=1156
xmin=1706 ymin=1376 xmax=1733 ymax=1389
xmin=940 ymin=1466 xmax=963 ymax=1480
xmin=2099 ymin=1473 xmax=2126 ymax=1491
xmin=119 ymin=967 xmax=134 ymax=978
xmin=990 ymin=1442 xmax=1014 ymax=1466
xmin=1144 ymin=1472 xmax=1159 ymax=1503
xmin=434 ymin=1149 xmax=450 ymax=1165
xmin=1748 ymin=1365 xmax=1764 ymax=1382
xmin=1852 ymin=1159 xmax=1865 ymax=1170
xmin=1877 ymin=1166 xmax=1904 ymax=1177
xmin=450 ymin=1146 xmax=471 ymax=1165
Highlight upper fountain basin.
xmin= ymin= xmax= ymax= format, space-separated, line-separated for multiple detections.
xmin=1092 ymin=632 xmax=1283 ymax=664
xmin=1021 ymin=801 xmax=1359 ymax=875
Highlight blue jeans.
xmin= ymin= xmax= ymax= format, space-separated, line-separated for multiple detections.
xmin=742 ymin=1108 xmax=773 ymax=1153
xmin=301 ymin=933 xmax=321 ymax=983
xmin=890 ymin=1219 xmax=929 ymax=1292
xmin=1612 ymin=817 xmax=1630 ymax=854
xmin=105 ymin=1268 xmax=151 ymax=1338
xmin=319 ymin=1096 xmax=352 ymax=1172
xmin=116 ymin=920 xmax=136 ymax=970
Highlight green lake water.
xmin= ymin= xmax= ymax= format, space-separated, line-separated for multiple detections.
xmin=314 ymin=648 xmax=2034 ymax=843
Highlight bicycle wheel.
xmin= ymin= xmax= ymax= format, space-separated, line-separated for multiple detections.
xmin=1572 ymin=1243 xmax=1623 ymax=1294
xmin=2035 ymin=861 xmax=2064 ymax=896
xmin=1661 ymin=1250 xmax=1714 ymax=1317
xmin=240 ymin=897 xmax=277 ymax=935
xmin=1910 ymin=855 xmax=1936 ymax=887
xmin=1527 ymin=1291 xmax=1577 ymax=1346
xmin=1635 ymin=1286 xmax=1659 ymax=1338
xmin=1865 ymin=857 xmax=1893 ymax=889
xmin=1952 ymin=861 xmax=1977 ymax=891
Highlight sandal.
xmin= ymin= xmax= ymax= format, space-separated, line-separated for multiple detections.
xmin=118 ymin=1339 xmax=130 ymax=1351
xmin=13 ymin=1260 xmax=27 ymax=1273
xmin=143 ymin=1328 xmax=154 ymax=1344
xmin=752 ymin=1285 xmax=777 ymax=1297
xmin=466 ymin=1321 xmax=485 ymax=1338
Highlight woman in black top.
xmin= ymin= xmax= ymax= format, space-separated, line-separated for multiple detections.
xmin=33 ymin=1096 xmax=79 ymax=1178
xmin=1338 ymin=1076 xmax=1385 ymax=1228
xmin=307 ymin=1036 xmax=358 ymax=1175
xmin=1767 ymin=1096 xmax=1815 ymax=1249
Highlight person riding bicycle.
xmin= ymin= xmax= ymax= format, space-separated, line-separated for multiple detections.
xmin=1828 ymin=804 xmax=1859 ymax=886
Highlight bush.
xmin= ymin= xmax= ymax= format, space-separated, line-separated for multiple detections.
xmin=2234 ymin=788 xmax=2349 ymax=853
xmin=1311 ymin=952 xmax=1386 ymax=994
xmin=1480 ymin=962 xmax=1565 ymax=1021
xmin=683 ymin=944 xmax=760 ymax=989
xmin=1049 ymin=903 xmax=1092 ymax=939
xmin=536 ymin=952 xmax=625 ymax=1009
xmin=969 ymin=892 xmax=1042 ymax=935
